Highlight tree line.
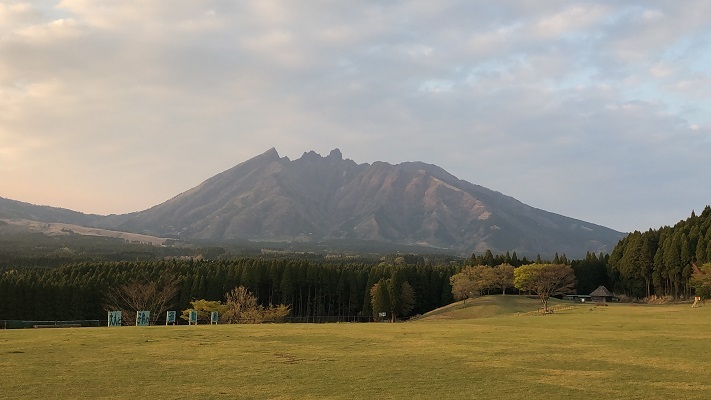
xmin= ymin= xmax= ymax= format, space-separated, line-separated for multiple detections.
xmin=1 ymin=248 xmax=626 ymax=323
xmin=608 ymin=206 xmax=711 ymax=299
xmin=0 ymin=257 xmax=459 ymax=322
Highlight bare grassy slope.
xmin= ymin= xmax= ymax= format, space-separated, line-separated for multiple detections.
xmin=414 ymin=294 xmax=565 ymax=320
xmin=0 ymin=218 xmax=169 ymax=245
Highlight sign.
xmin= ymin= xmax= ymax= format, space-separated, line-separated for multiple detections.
xmin=166 ymin=311 xmax=176 ymax=325
xmin=378 ymin=312 xmax=387 ymax=318
xmin=136 ymin=310 xmax=150 ymax=326
xmin=210 ymin=311 xmax=219 ymax=325
xmin=189 ymin=310 xmax=198 ymax=325
xmin=108 ymin=311 xmax=122 ymax=327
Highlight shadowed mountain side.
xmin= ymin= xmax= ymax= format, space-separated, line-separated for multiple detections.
xmin=112 ymin=148 xmax=366 ymax=240
xmin=105 ymin=148 xmax=625 ymax=257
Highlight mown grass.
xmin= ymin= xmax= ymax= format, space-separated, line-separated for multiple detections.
xmin=414 ymin=294 xmax=554 ymax=320
xmin=1 ymin=297 xmax=710 ymax=399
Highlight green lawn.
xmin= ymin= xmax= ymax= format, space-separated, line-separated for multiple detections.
xmin=414 ymin=294 xmax=556 ymax=320
xmin=1 ymin=298 xmax=710 ymax=399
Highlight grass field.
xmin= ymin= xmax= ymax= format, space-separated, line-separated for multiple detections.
xmin=2 ymin=296 xmax=710 ymax=399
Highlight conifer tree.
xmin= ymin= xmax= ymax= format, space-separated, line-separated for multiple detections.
xmin=370 ymin=278 xmax=390 ymax=321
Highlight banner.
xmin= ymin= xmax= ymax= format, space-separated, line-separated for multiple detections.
xmin=136 ymin=311 xmax=150 ymax=326
xmin=108 ymin=311 xmax=122 ymax=327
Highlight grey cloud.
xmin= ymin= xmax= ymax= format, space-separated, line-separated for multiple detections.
xmin=0 ymin=1 xmax=709 ymax=231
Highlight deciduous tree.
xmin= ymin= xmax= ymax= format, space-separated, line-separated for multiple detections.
xmin=223 ymin=286 xmax=291 ymax=323
xmin=180 ymin=299 xmax=228 ymax=323
xmin=493 ymin=263 xmax=515 ymax=295
xmin=103 ymin=278 xmax=179 ymax=325
xmin=514 ymin=264 xmax=576 ymax=313
xmin=691 ymin=263 xmax=711 ymax=300
xmin=450 ymin=268 xmax=480 ymax=305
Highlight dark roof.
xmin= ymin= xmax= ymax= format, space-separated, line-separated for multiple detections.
xmin=589 ymin=286 xmax=615 ymax=297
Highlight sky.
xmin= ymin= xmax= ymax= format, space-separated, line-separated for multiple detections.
xmin=1 ymin=1 xmax=710 ymax=233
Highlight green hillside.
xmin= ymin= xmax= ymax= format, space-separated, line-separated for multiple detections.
xmin=414 ymin=295 xmax=571 ymax=320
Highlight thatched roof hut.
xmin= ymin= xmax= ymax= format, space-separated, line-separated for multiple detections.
xmin=589 ymin=286 xmax=618 ymax=302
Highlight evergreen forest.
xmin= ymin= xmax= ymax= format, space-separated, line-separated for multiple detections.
xmin=1 ymin=206 xmax=710 ymax=323
xmin=0 ymin=257 xmax=458 ymax=322
xmin=609 ymin=206 xmax=711 ymax=298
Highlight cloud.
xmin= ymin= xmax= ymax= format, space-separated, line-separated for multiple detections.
xmin=533 ymin=4 xmax=609 ymax=38
xmin=0 ymin=1 xmax=710 ymax=232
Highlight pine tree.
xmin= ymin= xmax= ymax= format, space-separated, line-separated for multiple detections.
xmin=483 ymin=250 xmax=495 ymax=266
xmin=370 ymin=278 xmax=390 ymax=321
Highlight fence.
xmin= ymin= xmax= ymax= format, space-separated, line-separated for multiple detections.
xmin=518 ymin=304 xmax=577 ymax=316
xmin=0 ymin=320 xmax=101 ymax=329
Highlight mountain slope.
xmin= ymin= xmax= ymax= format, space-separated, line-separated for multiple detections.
xmin=106 ymin=148 xmax=625 ymax=257
xmin=0 ymin=196 xmax=99 ymax=226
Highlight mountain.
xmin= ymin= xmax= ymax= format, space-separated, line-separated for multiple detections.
xmin=102 ymin=148 xmax=625 ymax=257
xmin=0 ymin=196 xmax=100 ymax=226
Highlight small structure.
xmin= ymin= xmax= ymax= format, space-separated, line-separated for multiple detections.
xmin=563 ymin=294 xmax=591 ymax=303
xmin=589 ymin=286 xmax=618 ymax=303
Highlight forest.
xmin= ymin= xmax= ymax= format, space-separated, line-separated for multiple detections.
xmin=0 ymin=249 xmax=613 ymax=323
xmin=608 ymin=206 xmax=711 ymax=298
xmin=0 ymin=256 xmax=459 ymax=322
xmin=2 ymin=205 xmax=710 ymax=323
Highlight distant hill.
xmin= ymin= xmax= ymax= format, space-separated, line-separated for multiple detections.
xmin=0 ymin=196 xmax=99 ymax=226
xmin=0 ymin=218 xmax=169 ymax=246
xmin=0 ymin=148 xmax=625 ymax=258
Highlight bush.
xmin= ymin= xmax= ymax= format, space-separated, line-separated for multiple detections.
xmin=223 ymin=286 xmax=291 ymax=324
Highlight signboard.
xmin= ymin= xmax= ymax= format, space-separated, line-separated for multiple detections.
xmin=210 ymin=311 xmax=219 ymax=325
xmin=166 ymin=311 xmax=176 ymax=325
xmin=378 ymin=312 xmax=387 ymax=318
xmin=108 ymin=311 xmax=122 ymax=327
xmin=189 ymin=310 xmax=198 ymax=325
xmin=136 ymin=310 xmax=150 ymax=326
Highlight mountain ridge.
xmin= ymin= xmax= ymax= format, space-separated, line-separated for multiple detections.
xmin=0 ymin=148 xmax=626 ymax=257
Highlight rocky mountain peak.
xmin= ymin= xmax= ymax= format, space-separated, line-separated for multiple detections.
xmin=103 ymin=148 xmax=624 ymax=257
xmin=328 ymin=148 xmax=343 ymax=160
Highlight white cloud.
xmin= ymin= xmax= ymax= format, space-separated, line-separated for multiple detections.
xmin=649 ymin=62 xmax=675 ymax=79
xmin=468 ymin=24 xmax=522 ymax=56
xmin=642 ymin=9 xmax=664 ymax=22
xmin=0 ymin=0 xmax=710 ymax=231
xmin=0 ymin=3 xmax=41 ymax=31
xmin=533 ymin=4 xmax=608 ymax=38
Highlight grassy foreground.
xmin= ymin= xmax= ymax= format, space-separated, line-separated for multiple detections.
xmin=1 ymin=298 xmax=710 ymax=399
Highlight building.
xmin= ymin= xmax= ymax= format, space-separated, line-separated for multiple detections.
xmin=589 ymin=286 xmax=619 ymax=302
xmin=563 ymin=294 xmax=591 ymax=303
